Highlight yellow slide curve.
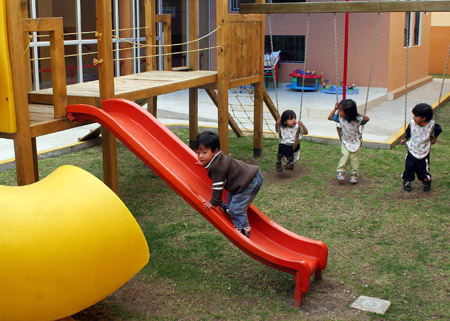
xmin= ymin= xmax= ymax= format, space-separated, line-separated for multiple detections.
xmin=0 ymin=165 xmax=149 ymax=321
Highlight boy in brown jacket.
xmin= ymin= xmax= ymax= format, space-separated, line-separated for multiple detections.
xmin=195 ymin=131 xmax=263 ymax=238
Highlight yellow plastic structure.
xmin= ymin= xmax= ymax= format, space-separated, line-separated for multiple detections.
xmin=0 ymin=0 xmax=16 ymax=133
xmin=0 ymin=165 xmax=149 ymax=321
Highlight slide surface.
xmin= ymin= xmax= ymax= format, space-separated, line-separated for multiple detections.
xmin=68 ymin=99 xmax=327 ymax=306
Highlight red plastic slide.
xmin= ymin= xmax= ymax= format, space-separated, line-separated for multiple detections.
xmin=68 ymin=99 xmax=328 ymax=307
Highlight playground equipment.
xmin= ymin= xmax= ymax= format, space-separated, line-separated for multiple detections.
xmin=68 ymin=98 xmax=328 ymax=307
xmin=0 ymin=165 xmax=149 ymax=321
xmin=287 ymin=69 xmax=323 ymax=91
xmin=0 ymin=0 xmax=15 ymax=133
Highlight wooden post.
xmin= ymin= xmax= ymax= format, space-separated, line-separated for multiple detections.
xmin=6 ymin=0 xmax=37 ymax=185
xmin=188 ymin=0 xmax=199 ymax=148
xmin=96 ymin=0 xmax=119 ymax=193
xmin=145 ymin=0 xmax=157 ymax=116
xmin=22 ymin=18 xmax=68 ymax=119
xmin=253 ymin=0 xmax=265 ymax=157
xmin=119 ymin=0 xmax=133 ymax=76
xmin=216 ymin=0 xmax=229 ymax=154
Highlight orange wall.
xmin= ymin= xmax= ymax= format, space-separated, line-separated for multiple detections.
xmin=429 ymin=26 xmax=450 ymax=74
xmin=387 ymin=12 xmax=431 ymax=92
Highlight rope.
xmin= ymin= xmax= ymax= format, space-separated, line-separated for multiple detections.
xmin=29 ymin=51 xmax=98 ymax=62
xmin=113 ymin=26 xmax=149 ymax=32
xmin=113 ymin=45 xmax=220 ymax=61
xmin=112 ymin=25 xmax=221 ymax=48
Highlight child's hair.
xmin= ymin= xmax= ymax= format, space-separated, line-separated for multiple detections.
xmin=280 ymin=110 xmax=297 ymax=127
xmin=412 ymin=103 xmax=433 ymax=121
xmin=339 ymin=99 xmax=359 ymax=122
xmin=195 ymin=131 xmax=220 ymax=151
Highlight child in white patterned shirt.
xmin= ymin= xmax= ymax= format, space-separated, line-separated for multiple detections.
xmin=401 ymin=103 xmax=442 ymax=192
xmin=328 ymin=99 xmax=369 ymax=184
xmin=275 ymin=109 xmax=308 ymax=172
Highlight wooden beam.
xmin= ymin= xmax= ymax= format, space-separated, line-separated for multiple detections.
xmin=189 ymin=88 xmax=198 ymax=149
xmin=22 ymin=18 xmax=67 ymax=118
xmin=262 ymin=88 xmax=280 ymax=121
xmin=240 ymin=1 xmax=450 ymax=14
xmin=216 ymin=1 xmax=229 ymax=154
xmin=96 ymin=0 xmax=118 ymax=194
xmin=155 ymin=14 xmax=172 ymax=70
xmin=253 ymin=0 xmax=265 ymax=158
xmin=189 ymin=0 xmax=198 ymax=70
xmin=7 ymin=0 xmax=37 ymax=185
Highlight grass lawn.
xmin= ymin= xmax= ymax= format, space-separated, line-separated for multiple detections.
xmin=1 ymin=103 xmax=449 ymax=321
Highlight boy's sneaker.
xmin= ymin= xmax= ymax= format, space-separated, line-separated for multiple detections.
xmin=238 ymin=227 xmax=251 ymax=238
xmin=423 ymin=181 xmax=431 ymax=192
xmin=337 ymin=172 xmax=345 ymax=181
xmin=221 ymin=203 xmax=230 ymax=215
xmin=349 ymin=173 xmax=358 ymax=184
xmin=403 ymin=180 xmax=412 ymax=192
xmin=285 ymin=162 xmax=294 ymax=170
xmin=276 ymin=162 xmax=283 ymax=172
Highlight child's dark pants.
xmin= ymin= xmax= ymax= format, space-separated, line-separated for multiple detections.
xmin=277 ymin=143 xmax=300 ymax=163
xmin=402 ymin=152 xmax=431 ymax=183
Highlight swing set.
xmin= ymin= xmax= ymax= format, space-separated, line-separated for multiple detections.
xmin=246 ymin=1 xmax=450 ymax=147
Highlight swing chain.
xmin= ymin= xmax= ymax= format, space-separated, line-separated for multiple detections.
xmin=333 ymin=12 xmax=339 ymax=104
xmin=436 ymin=43 xmax=450 ymax=122
xmin=361 ymin=12 xmax=380 ymax=136
xmin=404 ymin=12 xmax=410 ymax=133
xmin=299 ymin=13 xmax=311 ymax=122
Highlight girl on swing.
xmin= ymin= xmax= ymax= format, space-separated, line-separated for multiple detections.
xmin=328 ymin=99 xmax=369 ymax=184
xmin=275 ymin=110 xmax=308 ymax=172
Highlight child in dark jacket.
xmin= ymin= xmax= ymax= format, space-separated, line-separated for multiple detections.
xmin=195 ymin=131 xmax=263 ymax=238
xmin=401 ymin=103 xmax=442 ymax=192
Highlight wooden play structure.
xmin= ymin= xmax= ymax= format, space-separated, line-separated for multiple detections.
xmin=0 ymin=0 xmax=277 ymax=192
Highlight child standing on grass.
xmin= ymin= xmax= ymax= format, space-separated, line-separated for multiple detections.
xmin=275 ymin=110 xmax=308 ymax=172
xmin=195 ymin=131 xmax=263 ymax=238
xmin=328 ymin=99 xmax=369 ymax=184
xmin=401 ymin=103 xmax=442 ymax=192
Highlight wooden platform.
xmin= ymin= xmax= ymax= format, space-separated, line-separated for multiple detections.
xmin=28 ymin=70 xmax=218 ymax=107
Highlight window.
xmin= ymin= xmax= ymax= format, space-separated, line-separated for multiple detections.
xmin=413 ymin=12 xmax=421 ymax=46
xmin=232 ymin=0 xmax=305 ymax=11
xmin=265 ymin=35 xmax=305 ymax=62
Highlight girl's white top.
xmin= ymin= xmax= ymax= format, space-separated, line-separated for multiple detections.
xmin=406 ymin=119 xmax=435 ymax=159
xmin=337 ymin=115 xmax=364 ymax=152
xmin=279 ymin=125 xmax=300 ymax=145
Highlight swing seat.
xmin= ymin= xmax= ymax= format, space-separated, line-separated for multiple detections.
xmin=264 ymin=51 xmax=281 ymax=88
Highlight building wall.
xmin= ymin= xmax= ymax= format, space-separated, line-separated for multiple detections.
xmin=429 ymin=13 xmax=450 ymax=74
xmin=387 ymin=12 xmax=431 ymax=92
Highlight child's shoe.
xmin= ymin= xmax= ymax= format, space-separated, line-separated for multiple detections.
xmin=276 ymin=161 xmax=282 ymax=172
xmin=403 ymin=180 xmax=412 ymax=192
xmin=238 ymin=227 xmax=251 ymax=238
xmin=285 ymin=162 xmax=294 ymax=170
xmin=221 ymin=203 xmax=230 ymax=215
xmin=422 ymin=181 xmax=431 ymax=192
xmin=337 ymin=171 xmax=345 ymax=181
xmin=349 ymin=173 xmax=358 ymax=184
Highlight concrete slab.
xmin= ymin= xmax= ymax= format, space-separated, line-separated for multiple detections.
xmin=351 ymin=295 xmax=391 ymax=314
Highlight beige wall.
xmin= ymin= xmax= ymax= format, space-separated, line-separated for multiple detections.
xmin=429 ymin=13 xmax=450 ymax=74
xmin=387 ymin=12 xmax=431 ymax=92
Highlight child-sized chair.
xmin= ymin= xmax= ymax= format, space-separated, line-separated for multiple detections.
xmin=264 ymin=50 xmax=281 ymax=88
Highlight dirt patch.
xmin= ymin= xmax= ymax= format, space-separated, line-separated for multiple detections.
xmin=263 ymin=165 xmax=307 ymax=184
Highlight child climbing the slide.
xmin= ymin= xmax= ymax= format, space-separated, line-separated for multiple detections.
xmin=275 ymin=110 xmax=308 ymax=172
xmin=400 ymin=103 xmax=442 ymax=192
xmin=195 ymin=131 xmax=263 ymax=238
xmin=328 ymin=99 xmax=369 ymax=184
